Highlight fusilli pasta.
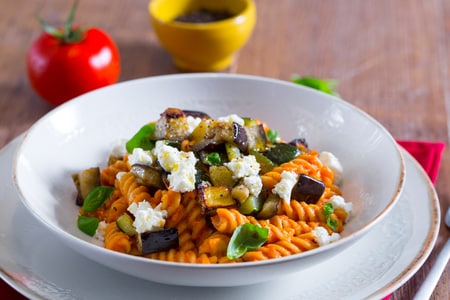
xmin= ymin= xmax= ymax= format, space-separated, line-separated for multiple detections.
xmin=75 ymin=108 xmax=352 ymax=264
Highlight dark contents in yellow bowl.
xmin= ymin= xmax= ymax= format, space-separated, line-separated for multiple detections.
xmin=174 ymin=8 xmax=234 ymax=23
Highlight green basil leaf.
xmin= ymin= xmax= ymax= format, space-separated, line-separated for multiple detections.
xmin=77 ymin=215 xmax=99 ymax=236
xmin=82 ymin=186 xmax=114 ymax=213
xmin=291 ymin=75 xmax=339 ymax=97
xmin=266 ymin=129 xmax=280 ymax=144
xmin=126 ymin=123 xmax=156 ymax=153
xmin=323 ymin=202 xmax=338 ymax=231
xmin=205 ymin=152 xmax=221 ymax=165
xmin=227 ymin=223 xmax=269 ymax=259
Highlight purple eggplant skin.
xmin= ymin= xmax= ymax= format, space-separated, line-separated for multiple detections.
xmin=289 ymin=138 xmax=309 ymax=152
xmin=183 ymin=110 xmax=210 ymax=119
xmin=232 ymin=122 xmax=248 ymax=152
xmin=291 ymin=174 xmax=325 ymax=204
xmin=160 ymin=108 xmax=210 ymax=120
xmin=138 ymin=228 xmax=179 ymax=255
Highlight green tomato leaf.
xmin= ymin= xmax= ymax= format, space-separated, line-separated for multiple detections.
xmin=77 ymin=215 xmax=99 ymax=236
xmin=82 ymin=186 xmax=114 ymax=213
xmin=227 ymin=223 xmax=269 ymax=259
xmin=266 ymin=128 xmax=280 ymax=144
xmin=126 ymin=123 xmax=156 ymax=153
xmin=323 ymin=202 xmax=338 ymax=231
xmin=291 ymin=75 xmax=339 ymax=97
xmin=37 ymin=0 xmax=86 ymax=44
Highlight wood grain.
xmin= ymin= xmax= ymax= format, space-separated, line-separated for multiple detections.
xmin=0 ymin=0 xmax=448 ymax=298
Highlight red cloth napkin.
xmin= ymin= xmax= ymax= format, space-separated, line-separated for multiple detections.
xmin=381 ymin=140 xmax=445 ymax=300
xmin=397 ymin=140 xmax=445 ymax=184
xmin=0 ymin=141 xmax=446 ymax=299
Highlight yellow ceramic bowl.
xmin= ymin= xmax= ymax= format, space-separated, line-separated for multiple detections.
xmin=149 ymin=0 xmax=256 ymax=71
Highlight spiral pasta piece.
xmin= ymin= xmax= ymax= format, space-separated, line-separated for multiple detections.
xmin=159 ymin=189 xmax=183 ymax=227
xmin=278 ymin=200 xmax=325 ymax=222
xmin=182 ymin=191 xmax=212 ymax=246
xmin=211 ymin=208 xmax=249 ymax=234
xmin=146 ymin=249 xmax=217 ymax=264
xmin=104 ymin=195 xmax=128 ymax=223
xmin=117 ymin=172 xmax=156 ymax=206
xmin=104 ymin=222 xmax=132 ymax=254
xmin=100 ymin=159 xmax=129 ymax=186
xmin=261 ymin=153 xmax=320 ymax=190
xmin=198 ymin=232 xmax=230 ymax=257
xmin=242 ymin=233 xmax=319 ymax=261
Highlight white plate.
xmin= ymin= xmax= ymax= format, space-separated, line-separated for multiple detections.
xmin=0 ymin=135 xmax=439 ymax=299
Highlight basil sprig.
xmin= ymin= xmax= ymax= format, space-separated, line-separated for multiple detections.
xmin=227 ymin=223 xmax=269 ymax=259
xmin=205 ymin=152 xmax=221 ymax=165
xmin=78 ymin=186 xmax=113 ymax=236
xmin=266 ymin=128 xmax=280 ymax=144
xmin=125 ymin=123 xmax=156 ymax=153
xmin=82 ymin=186 xmax=114 ymax=213
xmin=291 ymin=75 xmax=339 ymax=97
xmin=77 ymin=215 xmax=100 ymax=236
xmin=323 ymin=202 xmax=338 ymax=231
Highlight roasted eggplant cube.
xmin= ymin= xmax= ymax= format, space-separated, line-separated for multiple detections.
xmin=209 ymin=166 xmax=235 ymax=186
xmin=198 ymin=185 xmax=236 ymax=215
xmin=245 ymin=124 xmax=267 ymax=152
xmin=72 ymin=167 xmax=100 ymax=206
xmin=183 ymin=110 xmax=210 ymax=119
xmin=289 ymin=138 xmax=309 ymax=152
xmin=137 ymin=228 xmax=179 ymax=255
xmin=232 ymin=122 xmax=248 ymax=152
xmin=130 ymin=164 xmax=164 ymax=189
xmin=291 ymin=174 xmax=325 ymax=204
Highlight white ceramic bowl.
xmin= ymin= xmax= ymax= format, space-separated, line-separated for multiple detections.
xmin=13 ymin=74 xmax=405 ymax=286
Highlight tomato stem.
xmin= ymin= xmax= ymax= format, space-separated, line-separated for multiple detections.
xmin=38 ymin=0 xmax=85 ymax=44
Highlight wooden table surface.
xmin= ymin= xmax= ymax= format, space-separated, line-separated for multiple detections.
xmin=1 ymin=0 xmax=449 ymax=299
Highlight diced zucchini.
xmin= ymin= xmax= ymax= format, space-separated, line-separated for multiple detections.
xmin=256 ymin=193 xmax=281 ymax=219
xmin=242 ymin=117 xmax=258 ymax=126
xmin=225 ymin=142 xmax=241 ymax=161
xmin=265 ymin=143 xmax=300 ymax=164
xmin=116 ymin=213 xmax=137 ymax=236
xmin=249 ymin=150 xmax=276 ymax=174
xmin=239 ymin=195 xmax=263 ymax=215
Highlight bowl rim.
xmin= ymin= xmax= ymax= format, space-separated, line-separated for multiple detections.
xmin=148 ymin=0 xmax=256 ymax=29
xmin=13 ymin=72 xmax=406 ymax=270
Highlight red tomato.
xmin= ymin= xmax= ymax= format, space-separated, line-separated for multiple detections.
xmin=27 ymin=4 xmax=120 ymax=106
